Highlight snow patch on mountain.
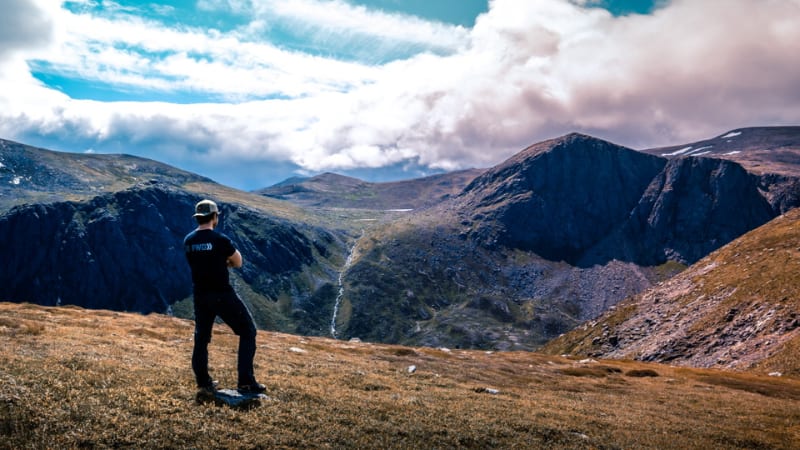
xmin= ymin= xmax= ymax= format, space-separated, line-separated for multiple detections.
xmin=687 ymin=146 xmax=713 ymax=155
xmin=662 ymin=146 xmax=693 ymax=156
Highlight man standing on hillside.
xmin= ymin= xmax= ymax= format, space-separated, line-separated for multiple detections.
xmin=184 ymin=199 xmax=265 ymax=395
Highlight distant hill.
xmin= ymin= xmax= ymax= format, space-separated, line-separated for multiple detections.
xmin=0 ymin=138 xmax=209 ymax=212
xmin=542 ymin=207 xmax=800 ymax=377
xmin=3 ymin=302 xmax=800 ymax=449
xmin=257 ymin=169 xmax=484 ymax=210
xmin=642 ymin=126 xmax=800 ymax=176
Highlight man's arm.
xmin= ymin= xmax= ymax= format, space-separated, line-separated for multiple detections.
xmin=227 ymin=249 xmax=243 ymax=268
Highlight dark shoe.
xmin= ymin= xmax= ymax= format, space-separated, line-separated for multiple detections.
xmin=198 ymin=379 xmax=219 ymax=393
xmin=197 ymin=379 xmax=219 ymax=391
xmin=237 ymin=382 xmax=266 ymax=394
xmin=196 ymin=380 xmax=219 ymax=403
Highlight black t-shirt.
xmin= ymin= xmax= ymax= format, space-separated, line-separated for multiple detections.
xmin=184 ymin=229 xmax=236 ymax=293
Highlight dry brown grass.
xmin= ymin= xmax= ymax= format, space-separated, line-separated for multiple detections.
xmin=0 ymin=316 xmax=45 ymax=336
xmin=2 ymin=302 xmax=799 ymax=449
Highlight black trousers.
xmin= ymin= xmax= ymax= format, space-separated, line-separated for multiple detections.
xmin=192 ymin=290 xmax=257 ymax=387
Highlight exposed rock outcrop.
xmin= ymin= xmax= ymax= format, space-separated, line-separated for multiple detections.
xmin=0 ymin=184 xmax=339 ymax=319
xmin=1 ymin=185 xmax=197 ymax=312
xmin=583 ymin=156 xmax=776 ymax=266
xmin=461 ymin=133 xmax=666 ymax=263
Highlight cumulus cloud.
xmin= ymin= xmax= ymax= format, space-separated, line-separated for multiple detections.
xmin=553 ymin=0 xmax=800 ymax=144
xmin=0 ymin=0 xmax=53 ymax=59
xmin=282 ymin=0 xmax=800 ymax=170
xmin=1 ymin=0 xmax=799 ymax=189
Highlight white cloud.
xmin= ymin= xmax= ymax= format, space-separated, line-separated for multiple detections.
xmin=0 ymin=0 xmax=53 ymax=58
xmin=20 ymin=2 xmax=385 ymax=100
xmin=250 ymin=0 xmax=470 ymax=53
xmin=1 ymin=0 xmax=799 ymax=190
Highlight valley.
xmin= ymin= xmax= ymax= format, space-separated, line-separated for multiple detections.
xmin=1 ymin=127 xmax=800 ymax=358
xmin=3 ymin=126 xmax=800 ymax=448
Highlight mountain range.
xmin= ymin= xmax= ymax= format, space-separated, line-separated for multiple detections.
xmin=2 ymin=126 xmax=800 ymax=367
xmin=324 ymin=128 xmax=800 ymax=351
xmin=258 ymin=169 xmax=483 ymax=210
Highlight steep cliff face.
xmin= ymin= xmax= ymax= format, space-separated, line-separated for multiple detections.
xmin=583 ymin=157 xmax=777 ymax=266
xmin=757 ymin=172 xmax=800 ymax=213
xmin=223 ymin=204 xmax=336 ymax=303
xmin=639 ymin=126 xmax=800 ymax=217
xmin=461 ymin=133 xmax=666 ymax=263
xmin=1 ymin=184 xmax=197 ymax=312
xmin=0 ymin=183 xmax=340 ymax=320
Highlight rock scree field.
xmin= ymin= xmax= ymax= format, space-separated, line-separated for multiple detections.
xmin=1 ymin=302 xmax=799 ymax=449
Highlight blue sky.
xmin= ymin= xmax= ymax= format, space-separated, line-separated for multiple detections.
xmin=36 ymin=0 xmax=489 ymax=103
xmin=1 ymin=0 xmax=798 ymax=190
xmin=32 ymin=1 xmax=659 ymax=103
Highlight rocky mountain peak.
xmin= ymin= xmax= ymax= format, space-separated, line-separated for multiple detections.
xmin=460 ymin=133 xmax=666 ymax=263
xmin=473 ymin=133 xmax=627 ymax=180
xmin=455 ymin=131 xmax=793 ymax=268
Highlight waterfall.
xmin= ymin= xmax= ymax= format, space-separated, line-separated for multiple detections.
xmin=330 ymin=236 xmax=359 ymax=339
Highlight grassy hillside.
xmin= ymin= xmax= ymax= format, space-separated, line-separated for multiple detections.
xmin=542 ymin=208 xmax=800 ymax=376
xmin=2 ymin=302 xmax=799 ymax=449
